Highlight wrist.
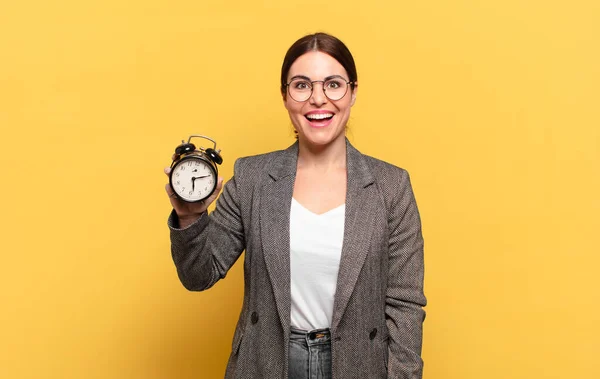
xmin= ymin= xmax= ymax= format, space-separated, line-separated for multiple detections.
xmin=177 ymin=212 xmax=203 ymax=228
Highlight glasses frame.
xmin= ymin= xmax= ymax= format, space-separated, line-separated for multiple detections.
xmin=284 ymin=75 xmax=356 ymax=102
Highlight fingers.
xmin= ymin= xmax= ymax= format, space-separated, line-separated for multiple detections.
xmin=164 ymin=167 xmax=171 ymax=176
xmin=212 ymin=177 xmax=225 ymax=198
xmin=165 ymin=183 xmax=177 ymax=198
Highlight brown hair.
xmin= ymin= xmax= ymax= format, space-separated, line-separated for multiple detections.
xmin=280 ymin=32 xmax=358 ymax=98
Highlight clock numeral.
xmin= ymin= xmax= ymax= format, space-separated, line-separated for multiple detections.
xmin=176 ymin=181 xmax=180 ymax=185
xmin=189 ymin=190 xmax=193 ymax=195
xmin=181 ymin=166 xmax=185 ymax=171
xmin=175 ymin=173 xmax=180 ymax=177
xmin=181 ymin=187 xmax=185 ymax=191
xmin=187 ymin=161 xmax=192 ymax=167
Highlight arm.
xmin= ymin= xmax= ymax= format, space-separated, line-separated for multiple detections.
xmin=386 ymin=169 xmax=427 ymax=378
xmin=167 ymin=159 xmax=246 ymax=291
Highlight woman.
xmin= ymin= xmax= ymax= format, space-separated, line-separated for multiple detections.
xmin=165 ymin=33 xmax=426 ymax=379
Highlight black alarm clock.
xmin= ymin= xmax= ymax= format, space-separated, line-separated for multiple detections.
xmin=169 ymin=135 xmax=223 ymax=202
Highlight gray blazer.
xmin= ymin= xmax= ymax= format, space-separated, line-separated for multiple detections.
xmin=168 ymin=139 xmax=426 ymax=379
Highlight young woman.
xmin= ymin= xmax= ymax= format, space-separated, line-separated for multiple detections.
xmin=165 ymin=33 xmax=426 ymax=379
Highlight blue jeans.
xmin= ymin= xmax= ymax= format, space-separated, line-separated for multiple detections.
xmin=289 ymin=327 xmax=332 ymax=379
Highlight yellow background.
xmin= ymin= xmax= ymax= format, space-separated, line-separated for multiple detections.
xmin=1 ymin=1 xmax=598 ymax=378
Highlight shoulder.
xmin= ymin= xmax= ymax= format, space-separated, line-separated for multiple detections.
xmin=359 ymin=152 xmax=415 ymax=209
xmin=230 ymin=148 xmax=288 ymax=183
xmin=362 ymin=153 xmax=410 ymax=187
xmin=234 ymin=149 xmax=286 ymax=170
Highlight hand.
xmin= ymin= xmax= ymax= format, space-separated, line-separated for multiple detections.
xmin=164 ymin=167 xmax=224 ymax=228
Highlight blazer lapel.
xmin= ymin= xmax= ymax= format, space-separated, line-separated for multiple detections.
xmin=331 ymin=140 xmax=378 ymax=331
xmin=259 ymin=142 xmax=298 ymax=334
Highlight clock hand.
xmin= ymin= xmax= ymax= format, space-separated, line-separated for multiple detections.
xmin=191 ymin=175 xmax=210 ymax=192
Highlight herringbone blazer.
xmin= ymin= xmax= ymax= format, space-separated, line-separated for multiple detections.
xmin=168 ymin=139 xmax=426 ymax=379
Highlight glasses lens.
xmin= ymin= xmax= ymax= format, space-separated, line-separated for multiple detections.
xmin=288 ymin=79 xmax=312 ymax=102
xmin=324 ymin=78 xmax=348 ymax=101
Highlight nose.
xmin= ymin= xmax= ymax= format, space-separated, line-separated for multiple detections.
xmin=309 ymin=82 xmax=328 ymax=106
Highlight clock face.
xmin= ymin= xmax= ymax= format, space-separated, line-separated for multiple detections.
xmin=170 ymin=157 xmax=217 ymax=202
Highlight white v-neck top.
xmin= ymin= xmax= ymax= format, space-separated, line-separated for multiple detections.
xmin=290 ymin=198 xmax=346 ymax=330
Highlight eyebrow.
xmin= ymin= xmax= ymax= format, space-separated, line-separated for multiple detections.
xmin=288 ymin=74 xmax=347 ymax=82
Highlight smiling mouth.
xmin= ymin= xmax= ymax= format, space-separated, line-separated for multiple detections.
xmin=305 ymin=113 xmax=334 ymax=122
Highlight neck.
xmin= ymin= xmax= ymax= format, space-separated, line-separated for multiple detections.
xmin=297 ymin=136 xmax=347 ymax=171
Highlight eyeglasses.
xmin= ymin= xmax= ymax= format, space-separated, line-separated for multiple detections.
xmin=284 ymin=75 xmax=355 ymax=102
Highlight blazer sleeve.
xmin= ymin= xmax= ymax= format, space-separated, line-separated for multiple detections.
xmin=167 ymin=159 xmax=246 ymax=291
xmin=386 ymin=169 xmax=427 ymax=378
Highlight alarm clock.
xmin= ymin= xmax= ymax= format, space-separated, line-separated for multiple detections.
xmin=169 ymin=135 xmax=223 ymax=203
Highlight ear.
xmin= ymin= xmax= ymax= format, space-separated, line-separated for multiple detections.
xmin=350 ymin=82 xmax=358 ymax=106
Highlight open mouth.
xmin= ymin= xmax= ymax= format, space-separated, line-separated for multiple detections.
xmin=305 ymin=113 xmax=334 ymax=122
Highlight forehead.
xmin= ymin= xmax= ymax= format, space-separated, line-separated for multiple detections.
xmin=287 ymin=51 xmax=348 ymax=80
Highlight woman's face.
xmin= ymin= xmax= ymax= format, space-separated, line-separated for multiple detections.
xmin=283 ymin=51 xmax=357 ymax=149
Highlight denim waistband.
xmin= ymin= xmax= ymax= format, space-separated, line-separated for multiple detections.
xmin=290 ymin=326 xmax=331 ymax=346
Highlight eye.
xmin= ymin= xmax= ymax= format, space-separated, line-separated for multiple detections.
xmin=325 ymin=80 xmax=342 ymax=89
xmin=292 ymin=80 xmax=311 ymax=90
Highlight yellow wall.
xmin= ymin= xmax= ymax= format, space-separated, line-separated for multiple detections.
xmin=1 ymin=1 xmax=598 ymax=378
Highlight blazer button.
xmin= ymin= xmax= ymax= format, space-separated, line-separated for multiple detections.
xmin=251 ymin=312 xmax=259 ymax=324
xmin=369 ymin=328 xmax=377 ymax=340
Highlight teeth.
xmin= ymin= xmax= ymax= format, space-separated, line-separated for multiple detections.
xmin=306 ymin=113 xmax=333 ymax=120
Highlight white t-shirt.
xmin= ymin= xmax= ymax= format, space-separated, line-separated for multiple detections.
xmin=290 ymin=198 xmax=345 ymax=331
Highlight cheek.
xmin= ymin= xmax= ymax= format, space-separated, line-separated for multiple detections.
xmin=285 ymin=99 xmax=300 ymax=113
xmin=285 ymin=102 xmax=307 ymax=122
xmin=284 ymin=104 xmax=305 ymax=130
xmin=336 ymin=100 xmax=353 ymax=117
